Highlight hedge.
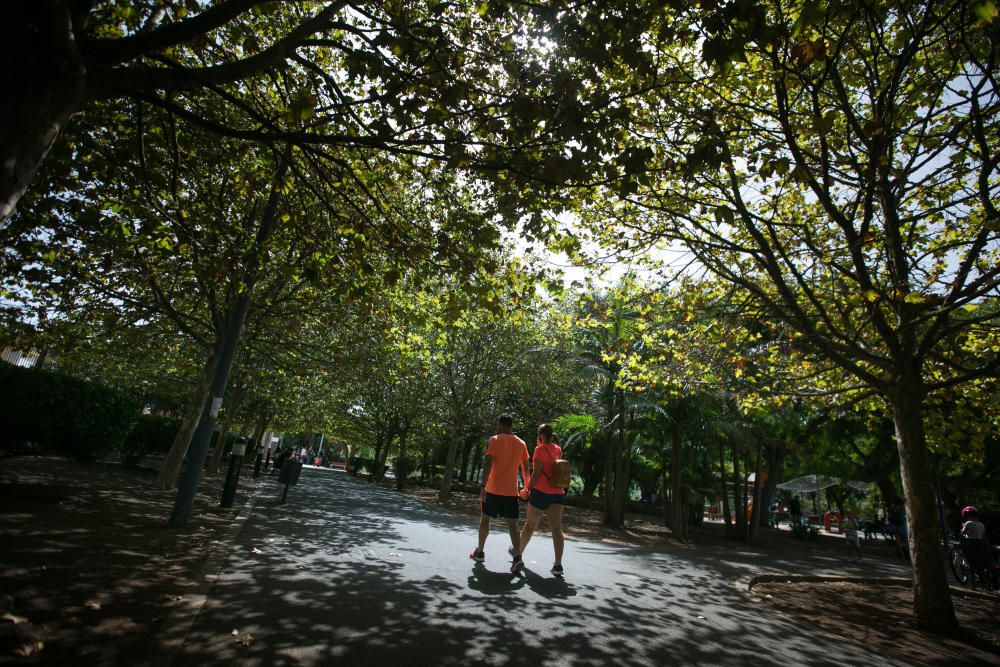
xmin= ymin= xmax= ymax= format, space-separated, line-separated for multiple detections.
xmin=0 ymin=363 xmax=140 ymax=462
xmin=120 ymin=414 xmax=182 ymax=467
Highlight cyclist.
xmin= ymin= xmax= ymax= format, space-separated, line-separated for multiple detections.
xmin=961 ymin=505 xmax=986 ymax=539
xmin=960 ymin=506 xmax=991 ymax=585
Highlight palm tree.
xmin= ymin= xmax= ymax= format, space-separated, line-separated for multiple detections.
xmin=570 ymin=290 xmax=641 ymax=526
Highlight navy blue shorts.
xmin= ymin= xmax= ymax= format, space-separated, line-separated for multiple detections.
xmin=481 ymin=492 xmax=519 ymax=519
xmin=529 ymin=489 xmax=565 ymax=510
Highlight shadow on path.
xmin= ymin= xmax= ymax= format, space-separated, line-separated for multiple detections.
xmin=171 ymin=470 xmax=902 ymax=667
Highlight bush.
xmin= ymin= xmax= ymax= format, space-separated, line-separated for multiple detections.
xmin=120 ymin=414 xmax=182 ymax=467
xmin=349 ymin=456 xmax=377 ymax=476
xmin=0 ymin=363 xmax=141 ymax=462
xmin=393 ymin=457 xmax=418 ymax=488
xmin=791 ymin=522 xmax=820 ymax=540
xmin=358 ymin=458 xmax=378 ymax=476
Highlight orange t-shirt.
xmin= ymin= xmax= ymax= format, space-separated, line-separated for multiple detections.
xmin=485 ymin=433 xmax=528 ymax=497
xmin=533 ymin=442 xmax=564 ymax=494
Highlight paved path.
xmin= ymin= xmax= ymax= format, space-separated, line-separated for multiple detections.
xmin=169 ymin=468 xmax=910 ymax=666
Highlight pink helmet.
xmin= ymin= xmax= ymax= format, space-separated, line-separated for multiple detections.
xmin=961 ymin=506 xmax=978 ymax=518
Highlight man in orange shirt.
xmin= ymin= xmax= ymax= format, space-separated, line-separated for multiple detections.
xmin=469 ymin=414 xmax=529 ymax=573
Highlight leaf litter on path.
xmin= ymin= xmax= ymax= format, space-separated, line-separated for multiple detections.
xmin=12 ymin=641 xmax=44 ymax=657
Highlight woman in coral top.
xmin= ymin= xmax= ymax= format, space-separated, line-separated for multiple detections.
xmin=513 ymin=423 xmax=567 ymax=576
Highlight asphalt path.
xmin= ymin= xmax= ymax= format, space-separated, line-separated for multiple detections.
xmin=170 ymin=468 xmax=909 ymax=666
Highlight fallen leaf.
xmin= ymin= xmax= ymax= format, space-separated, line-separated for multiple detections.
xmin=84 ymin=601 xmax=101 ymax=610
xmin=236 ymin=632 xmax=254 ymax=647
xmin=0 ymin=612 xmax=27 ymax=624
xmin=12 ymin=641 xmax=44 ymax=656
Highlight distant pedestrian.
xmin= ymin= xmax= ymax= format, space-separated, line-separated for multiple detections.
xmin=843 ymin=510 xmax=862 ymax=561
xmin=790 ymin=495 xmax=802 ymax=525
xmin=271 ymin=447 xmax=291 ymax=476
xmin=469 ymin=414 xmax=529 ymax=572
xmin=514 ymin=423 xmax=568 ymax=577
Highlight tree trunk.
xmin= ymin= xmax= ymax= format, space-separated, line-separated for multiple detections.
xmin=421 ymin=443 xmax=431 ymax=480
xmin=731 ymin=446 xmax=745 ymax=541
xmin=618 ymin=434 xmax=633 ymax=521
xmin=602 ymin=387 xmax=616 ymax=524
xmin=609 ymin=412 xmax=628 ymax=527
xmin=661 ymin=471 xmax=671 ymax=528
xmin=670 ymin=432 xmax=684 ymax=538
xmin=891 ymin=379 xmax=957 ymax=632
xmin=748 ymin=442 xmax=764 ymax=545
xmin=396 ymin=428 xmax=410 ymax=490
xmin=458 ymin=436 xmax=476 ymax=482
xmin=439 ymin=421 xmax=463 ymax=501
xmin=340 ymin=442 xmax=352 ymax=465
xmin=875 ymin=473 xmax=899 ymax=511
xmin=760 ymin=441 xmax=784 ymax=528
xmin=375 ymin=431 xmax=394 ymax=482
xmin=471 ymin=440 xmax=484 ymax=484
xmin=246 ymin=416 xmax=268 ymax=463
xmin=371 ymin=432 xmax=384 ymax=477
xmin=209 ymin=382 xmax=247 ymax=472
xmin=156 ymin=350 xmax=215 ymax=489
xmin=719 ymin=441 xmax=732 ymax=537
xmin=1 ymin=3 xmax=87 ymax=223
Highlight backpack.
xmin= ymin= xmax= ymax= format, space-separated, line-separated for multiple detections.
xmin=546 ymin=445 xmax=571 ymax=489
xmin=550 ymin=459 xmax=571 ymax=489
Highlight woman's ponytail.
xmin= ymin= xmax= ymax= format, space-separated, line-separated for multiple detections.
xmin=537 ymin=423 xmax=559 ymax=446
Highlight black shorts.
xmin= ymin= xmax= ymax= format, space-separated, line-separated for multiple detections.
xmin=481 ymin=492 xmax=520 ymax=519
xmin=529 ymin=489 xmax=565 ymax=510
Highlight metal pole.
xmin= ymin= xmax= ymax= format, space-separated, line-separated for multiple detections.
xmin=168 ymin=151 xmax=290 ymax=526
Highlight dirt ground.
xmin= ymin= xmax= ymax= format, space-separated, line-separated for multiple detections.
xmin=0 ymin=456 xmax=259 ymax=665
xmin=2 ymin=460 xmax=998 ymax=665
xmin=751 ymin=581 xmax=1000 ymax=665
xmin=392 ymin=478 xmax=1000 ymax=666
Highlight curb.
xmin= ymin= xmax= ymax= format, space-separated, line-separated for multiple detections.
xmin=154 ymin=483 xmax=265 ymax=666
xmin=748 ymin=573 xmax=913 ymax=590
xmin=748 ymin=573 xmax=1000 ymax=601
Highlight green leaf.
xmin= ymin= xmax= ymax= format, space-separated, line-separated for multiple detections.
xmin=714 ymin=206 xmax=735 ymax=225
xmin=971 ymin=1 xmax=998 ymax=25
xmin=791 ymin=1 xmax=828 ymax=38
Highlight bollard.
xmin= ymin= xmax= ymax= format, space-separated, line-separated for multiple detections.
xmin=277 ymin=458 xmax=303 ymax=504
xmin=253 ymin=453 xmax=263 ymax=479
xmin=220 ymin=438 xmax=247 ymax=508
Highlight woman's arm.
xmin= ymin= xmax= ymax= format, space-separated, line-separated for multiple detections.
xmin=525 ymin=464 xmax=542 ymax=492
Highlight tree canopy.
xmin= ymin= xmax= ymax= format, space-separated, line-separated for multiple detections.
xmin=2 ymin=0 xmax=999 ymax=632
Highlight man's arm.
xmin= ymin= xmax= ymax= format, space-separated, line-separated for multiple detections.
xmin=480 ymin=455 xmax=494 ymax=498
